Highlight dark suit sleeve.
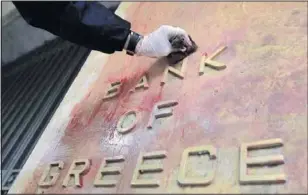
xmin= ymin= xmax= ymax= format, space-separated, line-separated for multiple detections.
xmin=13 ymin=1 xmax=131 ymax=54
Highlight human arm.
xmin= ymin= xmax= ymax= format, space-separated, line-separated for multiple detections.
xmin=13 ymin=1 xmax=193 ymax=57
xmin=13 ymin=1 xmax=132 ymax=54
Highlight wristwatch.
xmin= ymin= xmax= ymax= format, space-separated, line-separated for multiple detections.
xmin=125 ymin=31 xmax=143 ymax=56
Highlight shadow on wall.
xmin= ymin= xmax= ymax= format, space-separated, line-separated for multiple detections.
xmin=1 ymin=1 xmax=121 ymax=66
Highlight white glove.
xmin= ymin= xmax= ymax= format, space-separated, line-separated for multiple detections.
xmin=135 ymin=25 xmax=192 ymax=58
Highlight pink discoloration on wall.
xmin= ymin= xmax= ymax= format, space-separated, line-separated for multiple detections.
xmin=21 ymin=2 xmax=307 ymax=194
xmin=138 ymin=87 xmax=163 ymax=112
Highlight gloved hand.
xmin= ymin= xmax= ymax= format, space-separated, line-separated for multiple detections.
xmin=135 ymin=25 xmax=192 ymax=58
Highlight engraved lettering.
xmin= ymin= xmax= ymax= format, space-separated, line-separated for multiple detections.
xmin=38 ymin=161 xmax=64 ymax=187
xmin=94 ymin=156 xmax=124 ymax=187
xmin=103 ymin=81 xmax=122 ymax=100
xmin=62 ymin=159 xmax=90 ymax=188
xmin=116 ymin=110 xmax=138 ymax=134
xmin=199 ymin=46 xmax=227 ymax=75
xmin=240 ymin=138 xmax=286 ymax=184
xmin=131 ymin=151 xmax=167 ymax=187
xmin=147 ymin=100 xmax=178 ymax=129
xmin=178 ymin=145 xmax=217 ymax=186
xmin=130 ymin=74 xmax=149 ymax=93
xmin=161 ymin=58 xmax=188 ymax=85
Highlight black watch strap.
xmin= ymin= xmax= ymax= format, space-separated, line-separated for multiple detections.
xmin=126 ymin=31 xmax=143 ymax=56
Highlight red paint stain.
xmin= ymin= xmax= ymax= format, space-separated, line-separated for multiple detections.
xmin=67 ymin=103 xmax=86 ymax=131
xmin=67 ymin=114 xmax=80 ymax=130
xmin=79 ymin=177 xmax=83 ymax=188
xmin=101 ymin=73 xmax=147 ymax=124
xmin=137 ymin=87 xmax=163 ymax=112
xmin=67 ymin=66 xmax=150 ymax=133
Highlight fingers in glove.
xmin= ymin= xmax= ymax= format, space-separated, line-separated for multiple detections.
xmin=168 ymin=27 xmax=192 ymax=46
xmin=168 ymin=34 xmax=191 ymax=53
